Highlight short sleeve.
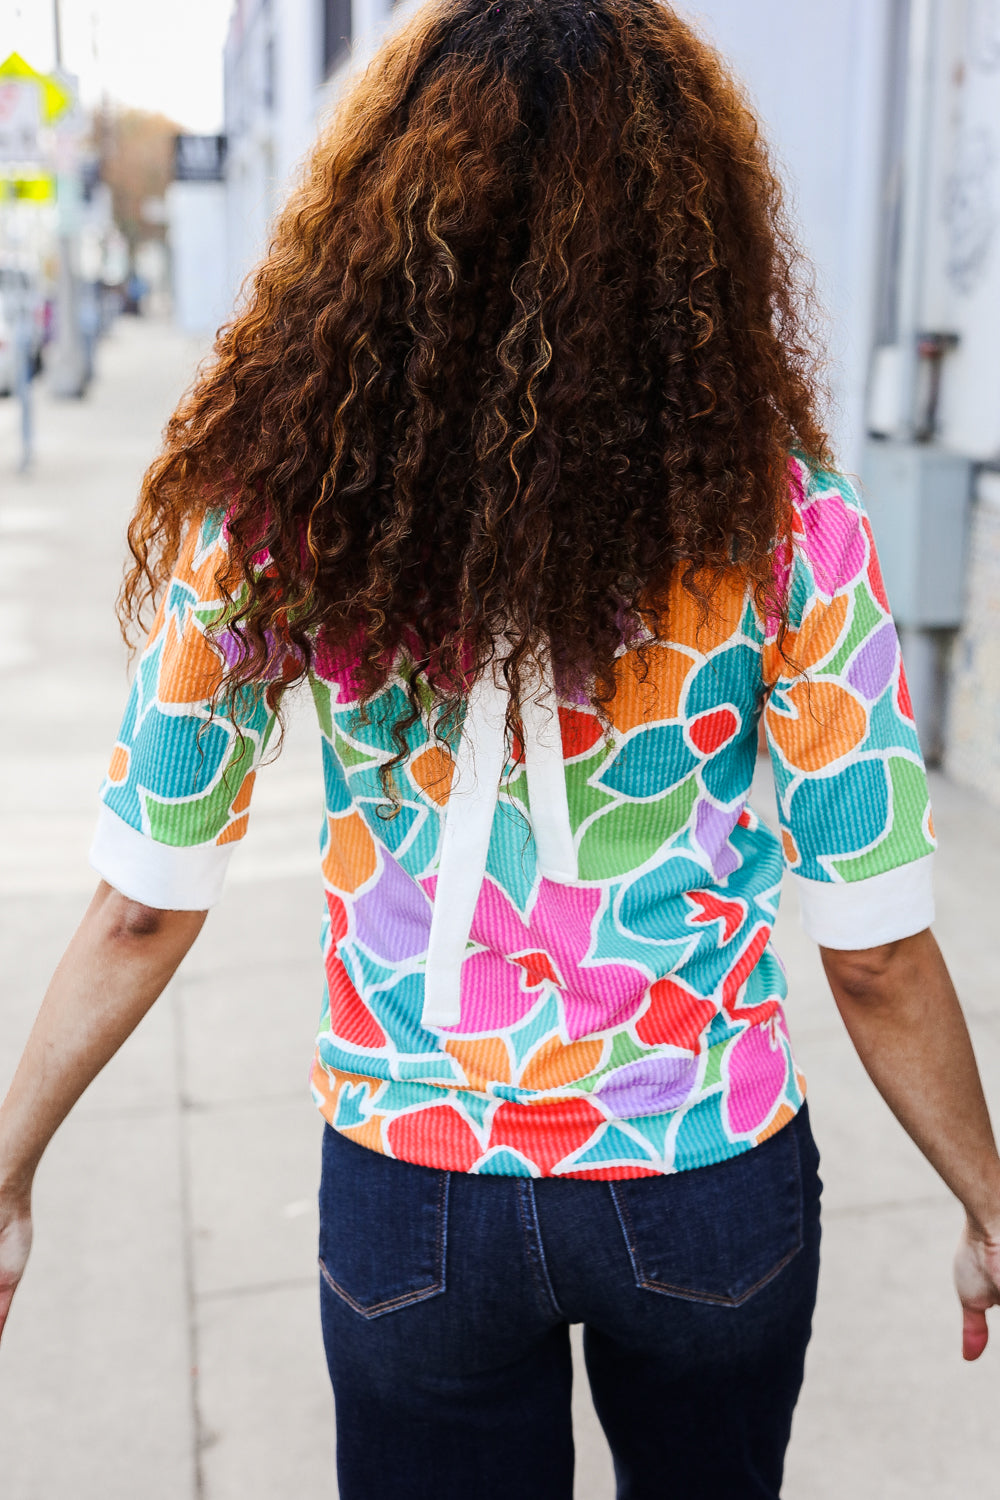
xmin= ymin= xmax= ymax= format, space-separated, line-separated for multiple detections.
xmin=89 ymin=508 xmax=294 ymax=910
xmin=762 ymin=461 xmax=936 ymax=949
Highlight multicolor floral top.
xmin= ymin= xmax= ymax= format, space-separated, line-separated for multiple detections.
xmin=90 ymin=455 xmax=935 ymax=1179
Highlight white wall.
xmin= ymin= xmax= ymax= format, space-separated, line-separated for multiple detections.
xmin=223 ymin=0 xmax=346 ymax=303
xmin=932 ymin=3 xmax=1000 ymax=459
xmin=273 ymin=0 xmax=325 ymax=187
xmin=167 ymin=180 xmax=231 ymax=337
xmin=679 ymin=0 xmax=892 ymax=476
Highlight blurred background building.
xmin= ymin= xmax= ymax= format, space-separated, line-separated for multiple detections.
xmin=4 ymin=0 xmax=1000 ymax=806
xmin=694 ymin=1 xmax=1000 ymax=811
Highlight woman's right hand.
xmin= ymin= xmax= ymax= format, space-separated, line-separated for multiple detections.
xmin=954 ymin=1221 xmax=1000 ymax=1361
xmin=0 ymin=1186 xmax=33 ymax=1346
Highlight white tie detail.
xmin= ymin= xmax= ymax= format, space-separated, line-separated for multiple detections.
xmin=420 ymin=654 xmax=578 ymax=1030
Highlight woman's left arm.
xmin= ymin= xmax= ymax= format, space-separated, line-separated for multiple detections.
xmin=0 ymin=881 xmax=206 ymax=1346
xmin=821 ymin=929 xmax=1000 ymax=1361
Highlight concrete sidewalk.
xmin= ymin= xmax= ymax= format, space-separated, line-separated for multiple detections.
xmin=1 ymin=318 xmax=999 ymax=1499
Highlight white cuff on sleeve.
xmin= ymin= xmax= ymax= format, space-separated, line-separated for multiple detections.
xmin=89 ymin=804 xmax=235 ymax=910
xmin=792 ymin=854 xmax=935 ymax=949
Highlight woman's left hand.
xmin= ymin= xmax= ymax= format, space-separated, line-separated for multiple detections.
xmin=954 ymin=1222 xmax=1000 ymax=1360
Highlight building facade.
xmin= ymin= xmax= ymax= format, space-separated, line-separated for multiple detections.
xmin=222 ymin=0 xmax=405 ymax=301
xmin=907 ymin=0 xmax=1000 ymax=804
xmin=214 ymin=0 xmax=1000 ymax=803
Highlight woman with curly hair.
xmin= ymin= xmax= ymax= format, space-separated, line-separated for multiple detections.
xmin=1 ymin=1 xmax=998 ymax=1494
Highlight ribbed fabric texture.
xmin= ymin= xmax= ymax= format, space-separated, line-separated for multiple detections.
xmin=96 ymin=457 xmax=936 ymax=1178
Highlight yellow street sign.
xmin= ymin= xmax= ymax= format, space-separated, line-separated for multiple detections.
xmin=0 ymin=173 xmax=57 ymax=201
xmin=0 ymin=53 xmax=74 ymax=124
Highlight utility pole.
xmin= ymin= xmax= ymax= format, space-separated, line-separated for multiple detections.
xmin=48 ymin=0 xmax=88 ymax=398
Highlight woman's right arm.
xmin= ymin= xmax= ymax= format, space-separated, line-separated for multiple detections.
xmin=821 ymin=930 xmax=1000 ymax=1361
xmin=0 ymin=881 xmax=205 ymax=1345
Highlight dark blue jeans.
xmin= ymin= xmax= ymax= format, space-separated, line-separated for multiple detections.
xmin=318 ymin=1104 xmax=822 ymax=1500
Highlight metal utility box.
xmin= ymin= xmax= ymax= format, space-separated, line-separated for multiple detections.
xmin=860 ymin=441 xmax=973 ymax=629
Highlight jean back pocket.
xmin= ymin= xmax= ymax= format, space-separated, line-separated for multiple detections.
xmin=609 ymin=1116 xmax=804 ymax=1307
xmin=318 ymin=1125 xmax=449 ymax=1320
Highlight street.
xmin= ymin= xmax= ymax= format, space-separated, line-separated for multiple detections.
xmin=1 ymin=317 xmax=999 ymax=1499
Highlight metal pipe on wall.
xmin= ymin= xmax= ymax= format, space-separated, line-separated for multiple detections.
xmin=894 ymin=0 xmax=938 ymax=439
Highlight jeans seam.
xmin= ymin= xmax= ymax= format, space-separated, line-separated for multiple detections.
xmin=515 ymin=1180 xmax=564 ymax=1319
xmin=608 ymin=1182 xmax=644 ymax=1288
xmin=437 ymin=1169 xmax=450 ymax=1296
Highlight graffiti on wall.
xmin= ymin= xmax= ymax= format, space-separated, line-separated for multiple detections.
xmin=943 ymin=4 xmax=1000 ymax=294
xmin=945 ymin=126 xmax=997 ymax=294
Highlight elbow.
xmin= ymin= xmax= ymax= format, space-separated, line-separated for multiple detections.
xmin=819 ymin=928 xmax=933 ymax=1006
xmin=117 ymin=902 xmax=170 ymax=940
xmin=820 ymin=937 xmax=908 ymax=1005
xmin=98 ymin=882 xmax=175 ymax=941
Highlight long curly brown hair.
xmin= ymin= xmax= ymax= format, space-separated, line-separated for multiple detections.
xmin=123 ymin=0 xmax=830 ymax=767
